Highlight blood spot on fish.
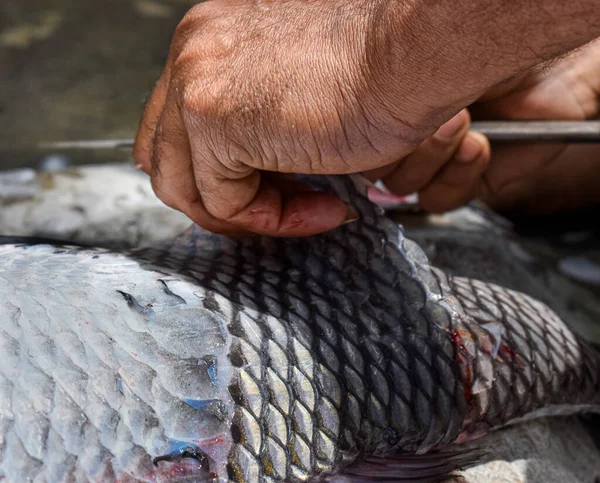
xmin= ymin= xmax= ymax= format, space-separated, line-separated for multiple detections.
xmin=198 ymin=434 xmax=227 ymax=448
xmin=450 ymin=330 xmax=473 ymax=405
xmin=499 ymin=344 xmax=517 ymax=360
xmin=498 ymin=344 xmax=524 ymax=369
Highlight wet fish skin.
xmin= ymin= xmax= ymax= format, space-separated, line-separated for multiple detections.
xmin=0 ymin=175 xmax=598 ymax=482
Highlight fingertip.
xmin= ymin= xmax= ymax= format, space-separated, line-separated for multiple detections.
xmin=475 ymin=133 xmax=492 ymax=170
xmin=454 ymin=130 xmax=489 ymax=164
xmin=436 ymin=109 xmax=471 ymax=140
xmin=278 ymin=191 xmax=352 ymax=237
xmin=418 ymin=136 xmax=490 ymax=213
xmin=468 ymin=131 xmax=491 ymax=161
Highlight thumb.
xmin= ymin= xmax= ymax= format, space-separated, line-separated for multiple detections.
xmin=195 ymin=162 xmax=356 ymax=237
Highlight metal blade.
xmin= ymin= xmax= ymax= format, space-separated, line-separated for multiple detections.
xmin=35 ymin=121 xmax=600 ymax=151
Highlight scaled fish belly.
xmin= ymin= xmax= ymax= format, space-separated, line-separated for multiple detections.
xmin=0 ymin=175 xmax=598 ymax=482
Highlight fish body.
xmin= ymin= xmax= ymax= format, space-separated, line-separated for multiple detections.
xmin=0 ymin=176 xmax=598 ymax=482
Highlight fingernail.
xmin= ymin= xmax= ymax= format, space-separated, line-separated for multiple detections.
xmin=455 ymin=134 xmax=482 ymax=163
xmin=437 ymin=112 xmax=466 ymax=139
xmin=344 ymin=205 xmax=360 ymax=225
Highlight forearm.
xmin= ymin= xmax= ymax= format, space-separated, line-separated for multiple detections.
xmin=371 ymin=0 xmax=600 ymax=127
xmin=442 ymin=0 xmax=600 ymax=83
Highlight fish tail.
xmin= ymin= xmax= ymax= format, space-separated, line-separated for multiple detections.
xmin=440 ymin=273 xmax=600 ymax=436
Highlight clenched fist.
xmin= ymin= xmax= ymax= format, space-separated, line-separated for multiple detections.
xmin=134 ymin=0 xmax=600 ymax=235
xmin=134 ymin=0 xmax=429 ymax=236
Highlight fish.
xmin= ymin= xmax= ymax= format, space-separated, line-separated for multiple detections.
xmin=0 ymin=175 xmax=598 ymax=483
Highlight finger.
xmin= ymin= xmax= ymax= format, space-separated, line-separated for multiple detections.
xmin=133 ymin=73 xmax=171 ymax=175
xmin=476 ymin=142 xmax=567 ymax=212
xmin=192 ymin=161 xmax=354 ymax=237
xmin=132 ymin=9 xmax=200 ymax=175
xmin=151 ymin=93 xmax=246 ymax=235
xmin=482 ymin=143 xmax=600 ymax=214
xmin=419 ymin=132 xmax=491 ymax=212
xmin=134 ymin=2 xmax=228 ymax=174
xmin=381 ymin=109 xmax=471 ymax=196
xmin=185 ymin=135 xmax=353 ymax=236
xmin=480 ymin=143 xmax=565 ymax=194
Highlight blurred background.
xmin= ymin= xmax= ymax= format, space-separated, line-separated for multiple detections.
xmin=0 ymin=0 xmax=196 ymax=169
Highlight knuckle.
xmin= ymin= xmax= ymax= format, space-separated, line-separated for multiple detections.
xmin=184 ymin=2 xmax=209 ymax=19
xmin=151 ymin=177 xmax=199 ymax=210
xmin=178 ymin=3 xmax=213 ymax=35
xmin=178 ymin=79 xmax=204 ymax=114
xmin=173 ymin=4 xmax=236 ymax=66
xmin=132 ymin=143 xmax=149 ymax=169
xmin=173 ymin=64 xmax=224 ymax=122
xmin=226 ymin=142 xmax=257 ymax=172
xmin=432 ymin=111 xmax=470 ymax=147
xmin=429 ymin=135 xmax=457 ymax=153
xmin=171 ymin=7 xmax=208 ymax=58
xmin=150 ymin=178 xmax=175 ymax=208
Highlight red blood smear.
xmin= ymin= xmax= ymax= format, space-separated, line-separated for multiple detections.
xmin=200 ymin=434 xmax=226 ymax=447
xmin=450 ymin=330 xmax=473 ymax=405
xmin=498 ymin=343 xmax=522 ymax=368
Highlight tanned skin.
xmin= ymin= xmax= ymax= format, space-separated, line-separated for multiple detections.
xmin=134 ymin=0 xmax=600 ymax=236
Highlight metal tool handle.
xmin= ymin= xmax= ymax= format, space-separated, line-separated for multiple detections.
xmin=471 ymin=120 xmax=600 ymax=143
xmin=37 ymin=121 xmax=600 ymax=151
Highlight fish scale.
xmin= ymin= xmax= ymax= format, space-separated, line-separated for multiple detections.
xmin=0 ymin=175 xmax=598 ymax=482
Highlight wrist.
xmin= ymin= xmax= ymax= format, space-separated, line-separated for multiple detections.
xmin=367 ymin=0 xmax=600 ymax=131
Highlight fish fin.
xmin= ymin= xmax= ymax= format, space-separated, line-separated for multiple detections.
xmin=333 ymin=447 xmax=486 ymax=483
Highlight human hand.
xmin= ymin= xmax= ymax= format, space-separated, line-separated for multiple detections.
xmin=363 ymin=109 xmax=491 ymax=213
xmin=134 ymin=0 xmax=600 ymax=235
xmin=375 ymin=40 xmax=600 ymax=214
xmin=471 ymin=39 xmax=600 ymax=214
xmin=133 ymin=0 xmax=439 ymax=237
